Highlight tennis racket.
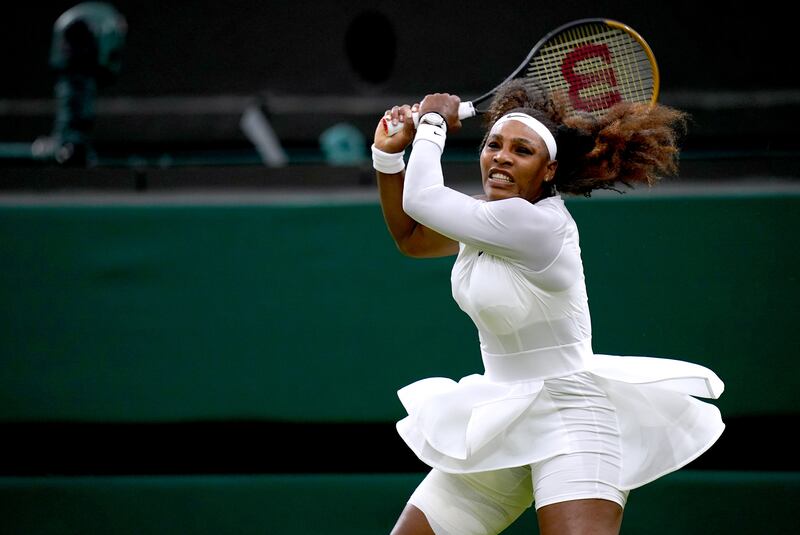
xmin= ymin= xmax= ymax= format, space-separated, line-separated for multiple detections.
xmin=384 ymin=18 xmax=659 ymax=136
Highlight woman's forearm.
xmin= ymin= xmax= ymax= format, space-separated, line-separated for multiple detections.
xmin=377 ymin=170 xmax=417 ymax=252
xmin=377 ymin=170 xmax=458 ymax=258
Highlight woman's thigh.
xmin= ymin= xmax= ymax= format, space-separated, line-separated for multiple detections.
xmin=395 ymin=467 xmax=534 ymax=535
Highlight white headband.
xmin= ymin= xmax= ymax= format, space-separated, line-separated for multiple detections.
xmin=490 ymin=112 xmax=557 ymax=160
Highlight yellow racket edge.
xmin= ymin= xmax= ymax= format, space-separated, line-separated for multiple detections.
xmin=604 ymin=19 xmax=660 ymax=104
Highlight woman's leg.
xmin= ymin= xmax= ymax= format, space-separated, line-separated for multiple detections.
xmin=390 ymin=504 xmax=435 ymax=535
xmin=532 ymin=373 xmax=628 ymax=534
xmin=391 ymin=467 xmax=534 ymax=535
xmin=537 ymin=498 xmax=623 ymax=535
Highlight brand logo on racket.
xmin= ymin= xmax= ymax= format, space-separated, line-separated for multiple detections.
xmin=561 ymin=43 xmax=622 ymax=113
xmin=382 ymin=19 xmax=659 ymax=138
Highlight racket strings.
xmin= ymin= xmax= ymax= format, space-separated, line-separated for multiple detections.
xmin=532 ymin=27 xmax=652 ymax=86
xmin=539 ymin=41 xmax=650 ymax=103
xmin=524 ymin=24 xmax=655 ymax=116
xmin=534 ymin=32 xmax=651 ymax=100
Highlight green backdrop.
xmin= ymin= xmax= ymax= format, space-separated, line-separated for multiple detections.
xmin=2 ymin=192 xmax=798 ymax=423
xmin=2 ymin=191 xmax=798 ymax=534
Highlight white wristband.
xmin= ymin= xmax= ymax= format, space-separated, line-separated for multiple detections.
xmin=413 ymin=123 xmax=446 ymax=153
xmin=371 ymin=144 xmax=406 ymax=174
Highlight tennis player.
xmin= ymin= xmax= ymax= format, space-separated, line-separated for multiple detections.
xmin=371 ymin=80 xmax=725 ymax=535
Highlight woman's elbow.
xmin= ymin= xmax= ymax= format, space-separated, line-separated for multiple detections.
xmin=401 ymin=193 xmax=416 ymax=217
xmin=395 ymin=237 xmax=424 ymax=258
xmin=402 ymin=193 xmax=429 ymax=224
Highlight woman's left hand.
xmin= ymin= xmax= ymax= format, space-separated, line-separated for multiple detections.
xmin=374 ymin=103 xmax=418 ymax=154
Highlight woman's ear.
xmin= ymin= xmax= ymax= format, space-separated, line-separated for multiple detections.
xmin=545 ymin=160 xmax=559 ymax=181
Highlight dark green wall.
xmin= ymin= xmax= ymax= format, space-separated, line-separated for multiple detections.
xmin=2 ymin=193 xmax=798 ymax=423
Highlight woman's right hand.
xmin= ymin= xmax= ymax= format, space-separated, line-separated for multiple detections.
xmin=418 ymin=93 xmax=462 ymax=134
xmin=373 ymin=103 xmax=418 ymax=154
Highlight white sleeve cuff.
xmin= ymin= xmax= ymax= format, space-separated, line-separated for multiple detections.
xmin=413 ymin=123 xmax=446 ymax=153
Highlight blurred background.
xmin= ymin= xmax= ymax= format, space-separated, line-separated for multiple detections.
xmin=1 ymin=1 xmax=798 ymax=534
xmin=2 ymin=0 xmax=799 ymax=181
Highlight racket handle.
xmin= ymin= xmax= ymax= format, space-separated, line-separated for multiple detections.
xmin=383 ymin=101 xmax=476 ymax=136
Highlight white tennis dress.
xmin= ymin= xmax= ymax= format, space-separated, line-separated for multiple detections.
xmin=396 ymin=136 xmax=725 ymax=491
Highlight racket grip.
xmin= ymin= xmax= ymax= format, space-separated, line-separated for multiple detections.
xmin=383 ymin=101 xmax=476 ymax=136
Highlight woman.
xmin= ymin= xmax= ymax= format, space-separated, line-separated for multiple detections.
xmin=372 ymin=80 xmax=725 ymax=535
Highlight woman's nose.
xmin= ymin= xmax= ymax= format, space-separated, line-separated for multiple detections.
xmin=493 ymin=150 xmax=511 ymax=164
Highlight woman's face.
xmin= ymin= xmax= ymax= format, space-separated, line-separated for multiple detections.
xmin=480 ymin=120 xmax=557 ymax=202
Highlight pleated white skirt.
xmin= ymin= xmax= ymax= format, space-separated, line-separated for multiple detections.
xmin=396 ymin=339 xmax=725 ymax=491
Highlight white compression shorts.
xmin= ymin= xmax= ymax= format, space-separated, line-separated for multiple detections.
xmin=407 ymin=372 xmax=629 ymax=535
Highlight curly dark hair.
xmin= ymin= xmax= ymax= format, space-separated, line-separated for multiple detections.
xmin=480 ymin=79 xmax=688 ymax=196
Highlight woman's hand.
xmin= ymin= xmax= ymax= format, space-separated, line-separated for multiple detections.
xmin=418 ymin=93 xmax=462 ymax=133
xmin=374 ymin=103 xmax=418 ymax=154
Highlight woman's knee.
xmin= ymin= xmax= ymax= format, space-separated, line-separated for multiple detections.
xmin=390 ymin=504 xmax=435 ymax=535
xmin=536 ymin=498 xmax=624 ymax=535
